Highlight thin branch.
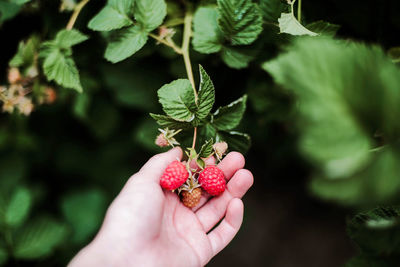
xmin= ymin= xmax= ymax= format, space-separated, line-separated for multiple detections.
xmin=66 ymin=0 xmax=90 ymax=30
xmin=149 ymin=33 xmax=183 ymax=54
xmin=181 ymin=12 xmax=197 ymax=101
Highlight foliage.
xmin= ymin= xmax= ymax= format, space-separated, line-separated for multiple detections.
xmin=0 ymin=0 xmax=399 ymax=265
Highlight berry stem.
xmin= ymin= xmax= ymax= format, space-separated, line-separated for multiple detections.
xmin=192 ymin=127 xmax=197 ymax=150
xmin=66 ymin=0 xmax=90 ymax=30
xmin=297 ymin=0 xmax=302 ymax=22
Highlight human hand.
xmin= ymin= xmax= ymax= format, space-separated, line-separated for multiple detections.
xmin=69 ymin=147 xmax=254 ymax=267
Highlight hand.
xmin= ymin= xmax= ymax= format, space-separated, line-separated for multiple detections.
xmin=69 ymin=147 xmax=254 ymax=267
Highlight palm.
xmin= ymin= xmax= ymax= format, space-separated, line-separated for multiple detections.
xmin=70 ymin=148 xmax=253 ymax=267
xmin=155 ymin=191 xmax=213 ymax=266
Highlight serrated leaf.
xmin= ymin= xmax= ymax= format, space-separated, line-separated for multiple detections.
xmin=5 ymin=187 xmax=31 ymax=227
xmin=157 ymin=79 xmax=197 ymax=122
xmin=149 ymin=113 xmax=192 ymax=129
xmin=14 ymin=217 xmax=67 ymax=259
xmin=212 ymin=95 xmax=247 ymax=131
xmin=221 ymin=46 xmax=255 ymax=69
xmin=278 ymin=12 xmax=318 ymax=36
xmin=108 ymin=0 xmax=134 ymax=15
xmin=192 ymin=6 xmax=223 ymax=54
xmin=54 ymin=29 xmax=88 ymax=48
xmin=62 ymin=189 xmax=106 ymax=244
xmin=88 ymin=5 xmax=133 ymax=31
xmin=199 ymin=138 xmax=214 ymax=158
xmin=197 ymin=65 xmax=215 ymax=120
xmin=217 ymin=131 xmax=250 ymax=153
xmin=135 ymin=0 xmax=167 ymax=31
xmin=259 ymin=0 xmax=287 ymax=23
xmin=105 ymin=25 xmax=148 ymax=63
xmin=42 ymin=49 xmax=83 ymax=92
xmin=217 ymin=0 xmax=263 ymax=45
xmin=306 ymin=20 xmax=340 ymax=37
xmin=9 ymin=35 xmax=40 ymax=68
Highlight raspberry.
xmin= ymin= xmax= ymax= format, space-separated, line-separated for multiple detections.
xmin=160 ymin=161 xmax=189 ymax=190
xmin=155 ymin=133 xmax=169 ymax=147
xmin=181 ymin=188 xmax=202 ymax=208
xmin=199 ymin=166 xmax=226 ymax=196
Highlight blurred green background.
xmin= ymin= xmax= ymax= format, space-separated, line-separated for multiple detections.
xmin=1 ymin=0 xmax=400 ymax=266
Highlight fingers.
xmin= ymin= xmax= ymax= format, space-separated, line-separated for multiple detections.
xmin=195 ymin=169 xmax=253 ymax=232
xmin=207 ymin=198 xmax=244 ymax=257
xmin=218 ymin=152 xmax=245 ymax=180
xmin=189 ymin=156 xmax=215 ymax=171
xmin=133 ymin=147 xmax=183 ymax=183
xmin=192 ymin=152 xmax=245 ymax=211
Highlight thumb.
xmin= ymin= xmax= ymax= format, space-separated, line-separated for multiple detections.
xmin=136 ymin=147 xmax=183 ymax=183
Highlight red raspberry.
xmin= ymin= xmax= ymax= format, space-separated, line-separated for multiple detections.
xmin=160 ymin=161 xmax=189 ymax=190
xmin=199 ymin=166 xmax=226 ymax=196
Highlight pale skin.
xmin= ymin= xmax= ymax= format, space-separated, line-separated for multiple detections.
xmin=69 ymin=147 xmax=254 ymax=267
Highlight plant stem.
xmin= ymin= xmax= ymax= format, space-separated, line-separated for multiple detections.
xmin=181 ymin=11 xmax=198 ymax=150
xmin=192 ymin=127 xmax=197 ymax=149
xmin=149 ymin=33 xmax=183 ymax=54
xmin=297 ymin=0 xmax=302 ymax=22
xmin=164 ymin=18 xmax=185 ymax=27
xmin=66 ymin=0 xmax=90 ymax=30
xmin=181 ymin=12 xmax=197 ymax=99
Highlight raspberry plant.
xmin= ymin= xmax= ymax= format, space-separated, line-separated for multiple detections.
xmin=1 ymin=0 xmax=400 ymax=265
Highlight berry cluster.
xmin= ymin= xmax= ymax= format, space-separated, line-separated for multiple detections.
xmin=160 ymin=159 xmax=226 ymax=208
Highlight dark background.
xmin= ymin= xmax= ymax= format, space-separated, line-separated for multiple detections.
xmin=1 ymin=0 xmax=400 ymax=266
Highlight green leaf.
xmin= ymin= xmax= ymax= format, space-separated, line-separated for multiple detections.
xmin=42 ymin=49 xmax=83 ymax=92
xmin=310 ymin=148 xmax=400 ymax=206
xmin=306 ymin=20 xmax=340 ymax=37
xmin=149 ymin=114 xmax=192 ymax=130
xmin=5 ymin=187 xmax=32 ymax=227
xmin=221 ymin=46 xmax=256 ymax=69
xmin=217 ymin=131 xmax=250 ymax=153
xmin=9 ymin=35 xmax=40 ymax=68
xmin=0 ymin=1 xmax=22 ymax=24
xmin=14 ymin=217 xmax=67 ymax=259
xmin=278 ymin=13 xmax=318 ymax=36
xmin=108 ymin=0 xmax=134 ymax=15
xmin=157 ymin=79 xmax=197 ymax=122
xmin=88 ymin=5 xmax=133 ymax=31
xmin=259 ymin=0 xmax=287 ymax=23
xmin=212 ymin=95 xmax=247 ymax=131
xmin=264 ymin=37 xmax=400 ymax=181
xmin=105 ymin=25 xmax=148 ymax=63
xmin=217 ymin=0 xmax=263 ymax=45
xmin=61 ymin=189 xmax=107 ymax=244
xmin=192 ymin=6 xmax=223 ymax=54
xmin=199 ymin=138 xmax=214 ymax=158
xmin=347 ymin=206 xmax=400 ymax=256
xmin=135 ymin=0 xmax=167 ymax=31
xmin=54 ymin=29 xmax=88 ymax=48
xmin=197 ymin=65 xmax=215 ymax=120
